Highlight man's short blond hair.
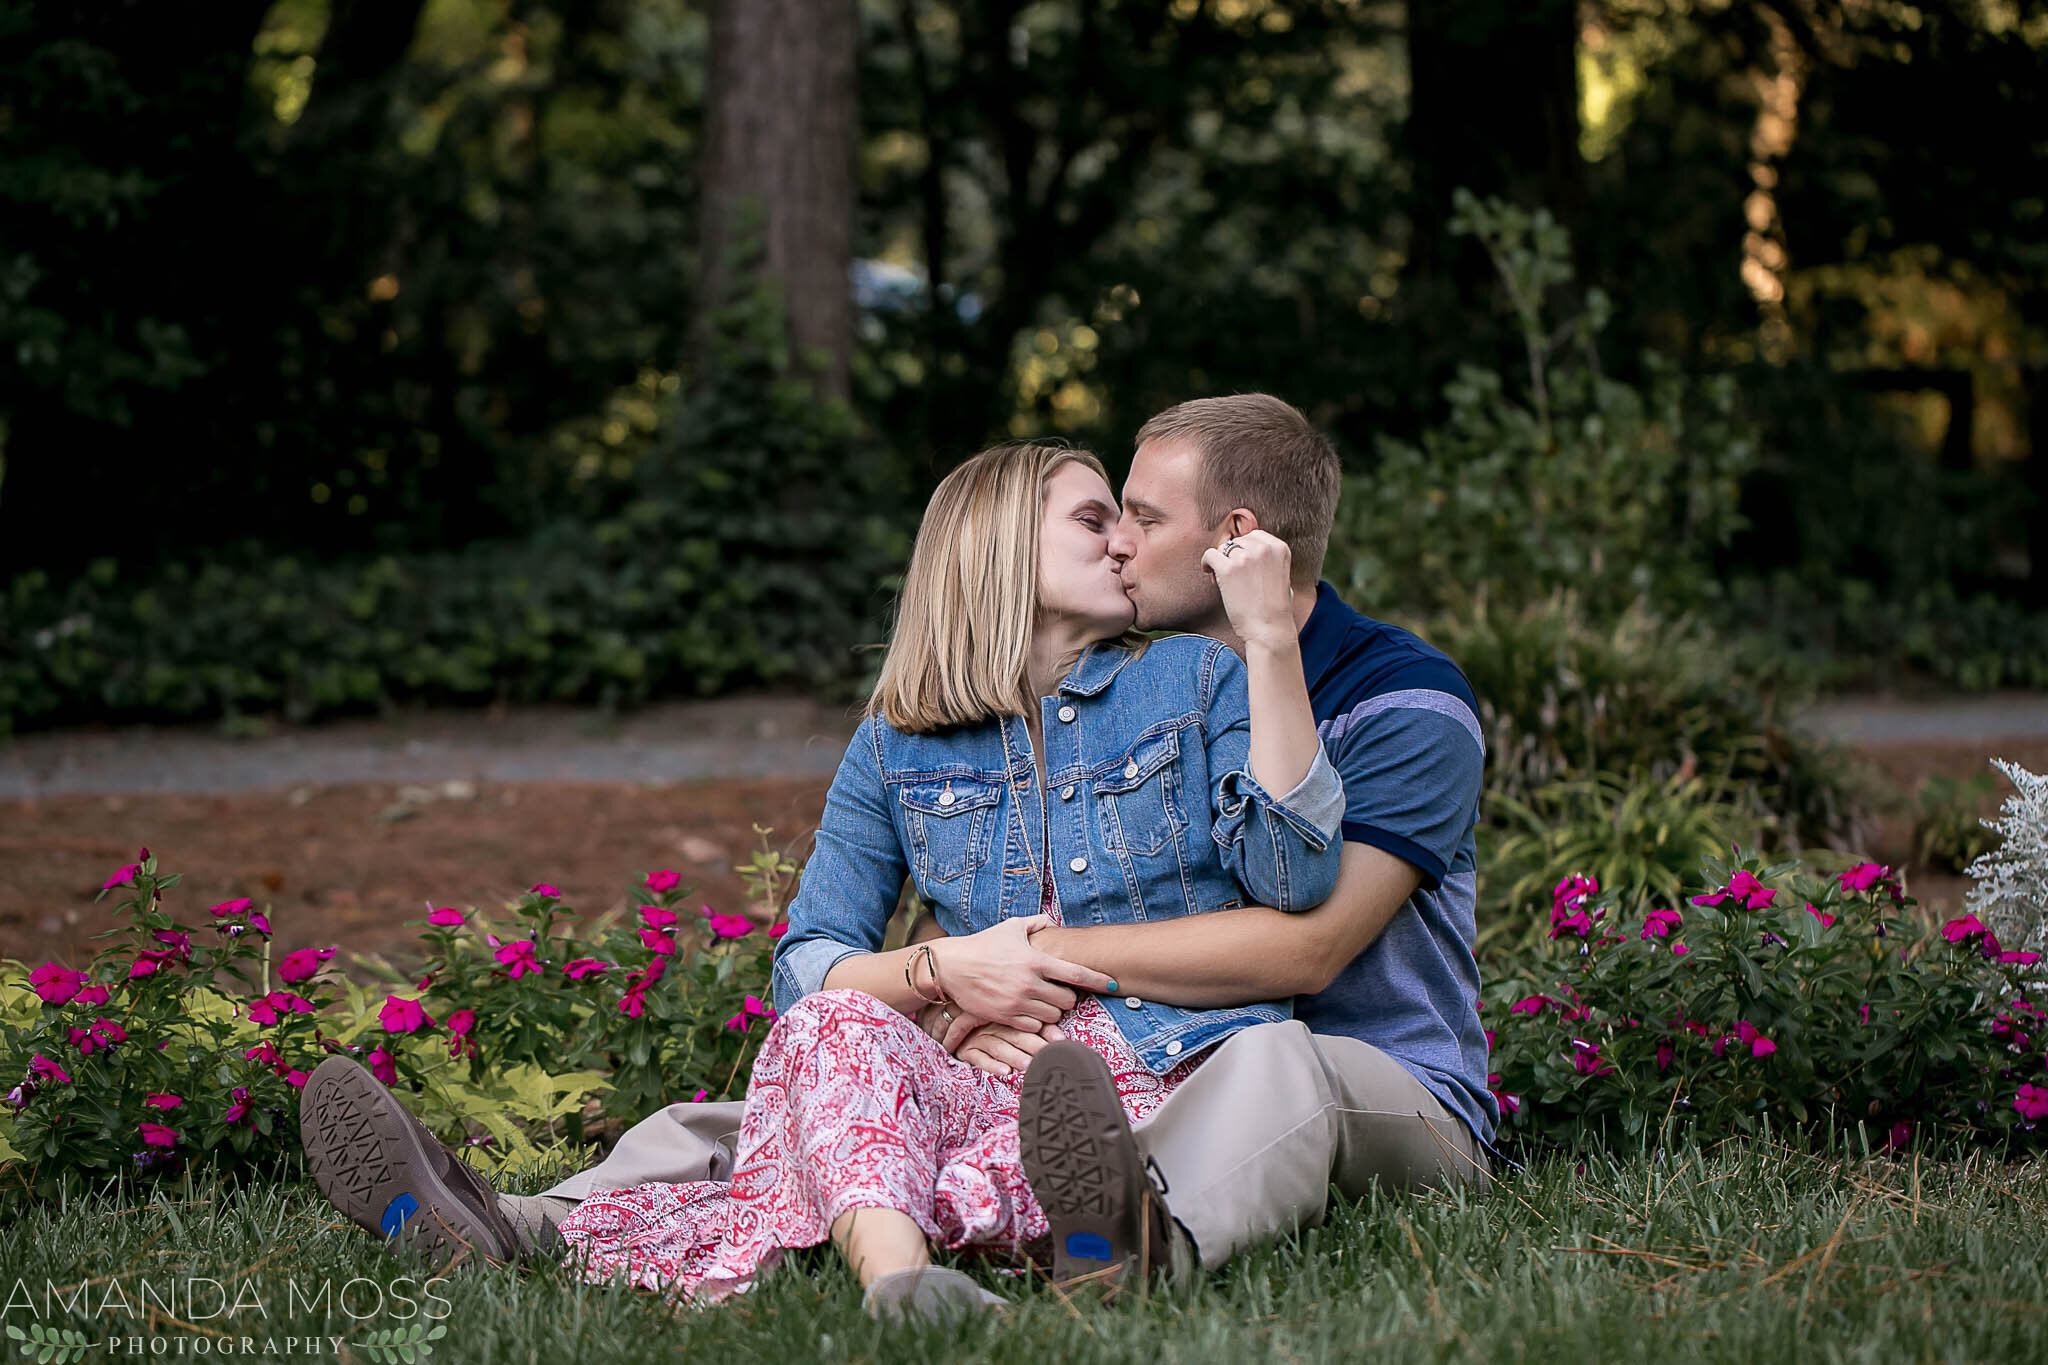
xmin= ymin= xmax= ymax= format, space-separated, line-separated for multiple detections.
xmin=1135 ymin=394 xmax=1341 ymax=585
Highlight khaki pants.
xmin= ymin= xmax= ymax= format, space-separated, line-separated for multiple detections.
xmin=539 ymin=1021 xmax=1486 ymax=1267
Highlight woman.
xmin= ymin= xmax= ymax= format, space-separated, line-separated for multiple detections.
xmin=556 ymin=443 xmax=1343 ymax=1318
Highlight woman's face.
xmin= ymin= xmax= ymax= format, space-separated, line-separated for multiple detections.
xmin=1036 ymin=462 xmax=1136 ymax=640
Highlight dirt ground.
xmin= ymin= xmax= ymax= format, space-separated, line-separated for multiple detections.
xmin=3 ymin=731 xmax=2045 ymax=971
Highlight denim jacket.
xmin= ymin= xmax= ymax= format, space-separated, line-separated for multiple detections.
xmin=772 ymin=634 xmax=1346 ymax=1074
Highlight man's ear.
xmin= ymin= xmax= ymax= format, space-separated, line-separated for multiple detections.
xmin=1225 ymin=508 xmax=1262 ymax=540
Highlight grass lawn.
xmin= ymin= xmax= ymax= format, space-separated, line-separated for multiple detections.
xmin=4 ymin=1141 xmax=2044 ymax=1364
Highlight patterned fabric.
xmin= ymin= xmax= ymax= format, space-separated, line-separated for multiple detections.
xmin=557 ymin=887 xmax=1200 ymax=1303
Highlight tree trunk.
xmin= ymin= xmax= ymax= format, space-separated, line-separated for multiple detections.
xmin=698 ymin=0 xmax=857 ymax=400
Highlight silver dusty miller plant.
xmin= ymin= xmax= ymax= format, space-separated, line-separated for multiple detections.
xmin=1964 ymin=759 xmax=2048 ymax=957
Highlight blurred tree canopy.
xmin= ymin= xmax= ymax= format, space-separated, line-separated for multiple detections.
xmin=1 ymin=0 xmax=2044 ymax=614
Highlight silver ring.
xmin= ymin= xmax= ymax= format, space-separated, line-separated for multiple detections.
xmin=1220 ymin=539 xmax=1239 ymax=557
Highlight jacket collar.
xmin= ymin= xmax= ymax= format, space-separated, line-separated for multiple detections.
xmin=1057 ymin=641 xmax=1138 ymax=696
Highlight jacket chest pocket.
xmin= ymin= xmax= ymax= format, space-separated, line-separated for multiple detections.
xmin=1096 ymin=728 xmax=1187 ymax=857
xmin=900 ymin=777 xmax=1004 ymax=884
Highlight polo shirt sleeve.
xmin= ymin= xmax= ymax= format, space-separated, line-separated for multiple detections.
xmin=1324 ymin=691 xmax=1484 ymax=890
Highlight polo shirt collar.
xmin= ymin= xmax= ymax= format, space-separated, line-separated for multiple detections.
xmin=1296 ymin=580 xmax=1349 ymax=692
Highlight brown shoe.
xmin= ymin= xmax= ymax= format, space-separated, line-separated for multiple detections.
xmin=1019 ymin=1041 xmax=1190 ymax=1291
xmin=300 ymin=1056 xmax=521 ymax=1266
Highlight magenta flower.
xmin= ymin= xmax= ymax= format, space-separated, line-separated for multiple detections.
xmin=102 ymin=862 xmax=141 ymax=891
xmin=1487 ymin=1073 xmax=1521 ymax=1115
xmin=645 ymin=869 xmax=682 ymax=894
xmin=211 ymin=897 xmax=253 ymax=917
xmin=285 ymin=1069 xmax=309 ymax=1088
xmin=494 ymin=939 xmax=541 ymax=979
xmin=564 ymin=957 xmax=612 ymax=980
xmin=1942 ymin=913 xmax=1996 ymax=951
xmin=68 ymin=1017 xmax=126 ymax=1055
xmin=640 ymin=927 xmax=679 ymax=957
xmin=1549 ymin=909 xmax=1595 ymax=940
xmin=1552 ymin=874 xmax=1598 ymax=910
xmin=277 ymin=947 xmax=336 ymax=985
xmin=152 ymin=929 xmax=191 ymax=961
xmin=1508 ymin=995 xmax=1550 ymax=1016
xmin=75 ymin=982 xmax=110 ymax=1006
xmin=427 ymin=906 xmax=466 ymax=927
xmin=144 ymin=1092 xmax=182 ymax=1110
xmin=447 ymin=1009 xmax=476 ymax=1037
xmin=768 ymin=921 xmax=789 ymax=939
xmin=1838 ymin=862 xmax=1886 ymax=892
xmin=618 ymin=989 xmax=649 ymax=1019
xmin=529 ymin=882 xmax=561 ymax=898
xmin=2014 ymin=1084 xmax=2048 ymax=1121
xmin=1728 ymin=870 xmax=1777 ymax=910
xmin=247 ymin=991 xmax=314 ymax=1026
xmin=1805 ymin=901 xmax=1836 ymax=929
xmin=723 ymin=994 xmax=776 ymax=1033
xmin=1736 ymin=1020 xmax=1777 ymax=1057
xmin=1998 ymin=950 xmax=2043 ymax=966
xmin=366 ymin=1047 xmax=398 ymax=1084
xmin=138 ymin=1122 xmax=178 ymax=1150
xmin=245 ymin=1041 xmax=283 ymax=1068
xmin=1656 ymin=1041 xmax=1676 ymax=1073
xmin=1569 ymin=1040 xmax=1610 ymax=1076
xmin=707 ymin=913 xmax=755 ymax=940
xmin=127 ymin=949 xmax=175 ymax=980
xmin=1672 ymin=942 xmax=1691 ymax=956
xmin=1640 ymin=909 xmax=1683 ymax=941
xmin=639 ymin=905 xmax=679 ymax=930
xmin=224 ymin=1087 xmax=253 ymax=1125
xmin=28 ymin=1054 xmax=71 ymax=1084
xmin=692 ymin=1087 xmax=709 ymax=1103
xmin=379 ymin=995 xmax=433 ymax=1034
xmin=29 ymin=962 xmax=88 ymax=1005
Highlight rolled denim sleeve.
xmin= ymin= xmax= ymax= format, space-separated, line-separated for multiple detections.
xmin=1202 ymin=646 xmax=1344 ymax=913
xmin=770 ymin=719 xmax=909 ymax=1012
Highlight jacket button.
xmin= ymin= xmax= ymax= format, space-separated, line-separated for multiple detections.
xmin=1060 ymin=784 xmax=1076 ymax=800
xmin=1164 ymin=1039 xmax=1183 ymax=1056
xmin=1124 ymin=759 xmax=1139 ymax=779
xmin=938 ymin=790 xmax=956 ymax=806
xmin=1057 ymin=705 xmax=1076 ymax=723
xmin=1068 ymin=856 xmax=1088 ymax=874
xmin=1124 ymin=995 xmax=1144 ymax=1009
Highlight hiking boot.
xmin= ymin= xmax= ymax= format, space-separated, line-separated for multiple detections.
xmin=300 ymin=1056 xmax=523 ymax=1267
xmin=1018 ymin=1041 xmax=1195 ymax=1292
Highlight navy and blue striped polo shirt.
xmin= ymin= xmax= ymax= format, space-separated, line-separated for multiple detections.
xmin=1295 ymin=582 xmax=1497 ymax=1144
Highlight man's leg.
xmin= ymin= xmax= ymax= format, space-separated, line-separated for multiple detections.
xmin=496 ymin=1100 xmax=747 ymax=1252
xmin=1127 ymin=1021 xmax=1486 ymax=1270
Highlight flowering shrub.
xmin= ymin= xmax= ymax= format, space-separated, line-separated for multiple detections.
xmin=2 ymin=841 xmax=793 ymax=1196
xmin=1964 ymin=759 xmax=2048 ymax=961
xmin=1488 ymin=856 xmax=2048 ymax=1150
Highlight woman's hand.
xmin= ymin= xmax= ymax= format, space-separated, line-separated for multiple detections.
xmin=918 ymin=1000 xmax=1065 ymax=1076
xmin=929 ymin=914 xmax=1116 ymax=1029
xmin=1201 ymin=528 xmax=1296 ymax=654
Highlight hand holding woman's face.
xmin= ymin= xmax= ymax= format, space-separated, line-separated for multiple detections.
xmin=1037 ymin=464 xmax=1137 ymax=640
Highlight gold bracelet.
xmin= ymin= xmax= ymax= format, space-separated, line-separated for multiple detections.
xmin=906 ymin=943 xmax=947 ymax=1006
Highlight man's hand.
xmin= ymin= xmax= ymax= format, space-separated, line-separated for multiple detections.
xmin=929 ymin=914 xmax=1115 ymax=1028
xmin=917 ymin=1000 xmax=1066 ymax=1075
xmin=1201 ymin=526 xmax=1296 ymax=654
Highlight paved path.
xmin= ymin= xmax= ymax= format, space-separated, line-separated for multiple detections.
xmin=3 ymin=692 xmax=2045 ymax=800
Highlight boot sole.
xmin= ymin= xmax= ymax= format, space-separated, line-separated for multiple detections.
xmin=1019 ymin=1041 xmax=1147 ymax=1289
xmin=299 ymin=1056 xmax=511 ymax=1266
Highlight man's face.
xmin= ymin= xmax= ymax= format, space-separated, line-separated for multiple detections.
xmin=1109 ymin=438 xmax=1231 ymax=633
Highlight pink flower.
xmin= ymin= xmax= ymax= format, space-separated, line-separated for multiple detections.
xmin=75 ymin=983 xmax=110 ymax=1006
xmin=1736 ymin=1020 xmax=1777 ymax=1057
xmin=1860 ymin=1004 xmax=1872 ymax=1025
xmin=706 ymin=913 xmax=755 ymax=940
xmin=1508 ymin=995 xmax=1550 ymax=1016
xmin=1552 ymin=874 xmax=1599 ymax=911
xmin=245 ymin=1041 xmax=283 ymax=1068
xmin=1672 ymin=942 xmax=1691 ymax=956
xmin=1656 ymin=1041 xmax=1675 ymax=1073
xmin=144 ymin=1093 xmax=182 ymax=1110
xmin=1569 ymin=1040 xmax=1610 ymax=1076
xmin=366 ymin=1047 xmax=399 ymax=1084
xmin=563 ymin=958 xmax=612 ymax=980
xmin=2014 ymin=1084 xmax=2048 ymax=1121
xmin=152 ymin=929 xmax=191 ymax=961
xmin=1691 ymin=888 xmax=1729 ymax=907
xmin=768 ymin=921 xmax=790 ymax=939
xmin=640 ymin=927 xmax=678 ymax=957
xmin=1640 ymin=909 xmax=1683 ymax=941
xmin=1942 ymin=913 xmax=1997 ymax=951
xmin=285 ymin=1070 xmax=310 ymax=1088
xmin=127 ymin=950 xmax=174 ymax=980
xmin=723 ymin=994 xmax=776 ymax=1032
xmin=103 ymin=862 xmax=141 ymax=891
xmin=446 ymin=1009 xmax=476 ymax=1037
xmin=645 ymin=870 xmax=681 ymax=894
xmin=1487 ymin=1073 xmax=1520 ymax=1115
xmin=29 ymin=961 xmax=88 ymax=1005
xmin=68 ymin=1017 xmax=126 ymax=1055
xmin=247 ymin=991 xmax=313 ymax=1026
xmin=1805 ymin=902 xmax=1836 ymax=929
xmin=249 ymin=912 xmax=272 ymax=936
xmin=692 ymin=1088 xmax=709 ymax=1102
xmin=224 ymin=1086 xmax=253 ymax=1125
xmin=1998 ymin=950 xmax=2043 ymax=966
xmin=138 ymin=1122 xmax=178 ymax=1150
xmin=1838 ymin=862 xmax=1886 ymax=893
xmin=639 ymin=906 xmax=679 ymax=930
xmin=618 ymin=989 xmax=649 ymax=1019
xmin=529 ymin=883 xmax=561 ymax=898
xmin=211 ymin=897 xmax=253 ymax=917
xmin=1549 ymin=910 xmax=1595 ymax=940
xmin=277 ymin=948 xmax=336 ymax=984
xmin=1729 ymin=871 xmax=1777 ymax=910
xmin=427 ymin=906 xmax=466 ymax=927
xmin=29 ymin=1054 xmax=71 ymax=1084
xmin=494 ymin=939 xmax=541 ymax=979
xmin=1880 ymin=1120 xmax=1914 ymax=1152
xmin=618 ymin=958 xmax=665 ymax=1017
xmin=379 ymin=995 xmax=433 ymax=1034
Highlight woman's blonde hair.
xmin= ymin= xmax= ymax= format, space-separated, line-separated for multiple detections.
xmin=869 ymin=442 xmax=1140 ymax=734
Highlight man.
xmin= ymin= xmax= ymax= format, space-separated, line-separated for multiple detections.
xmin=299 ymin=393 xmax=1493 ymax=1275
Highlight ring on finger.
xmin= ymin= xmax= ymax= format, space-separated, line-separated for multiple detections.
xmin=1220 ymin=539 xmax=1239 ymax=557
